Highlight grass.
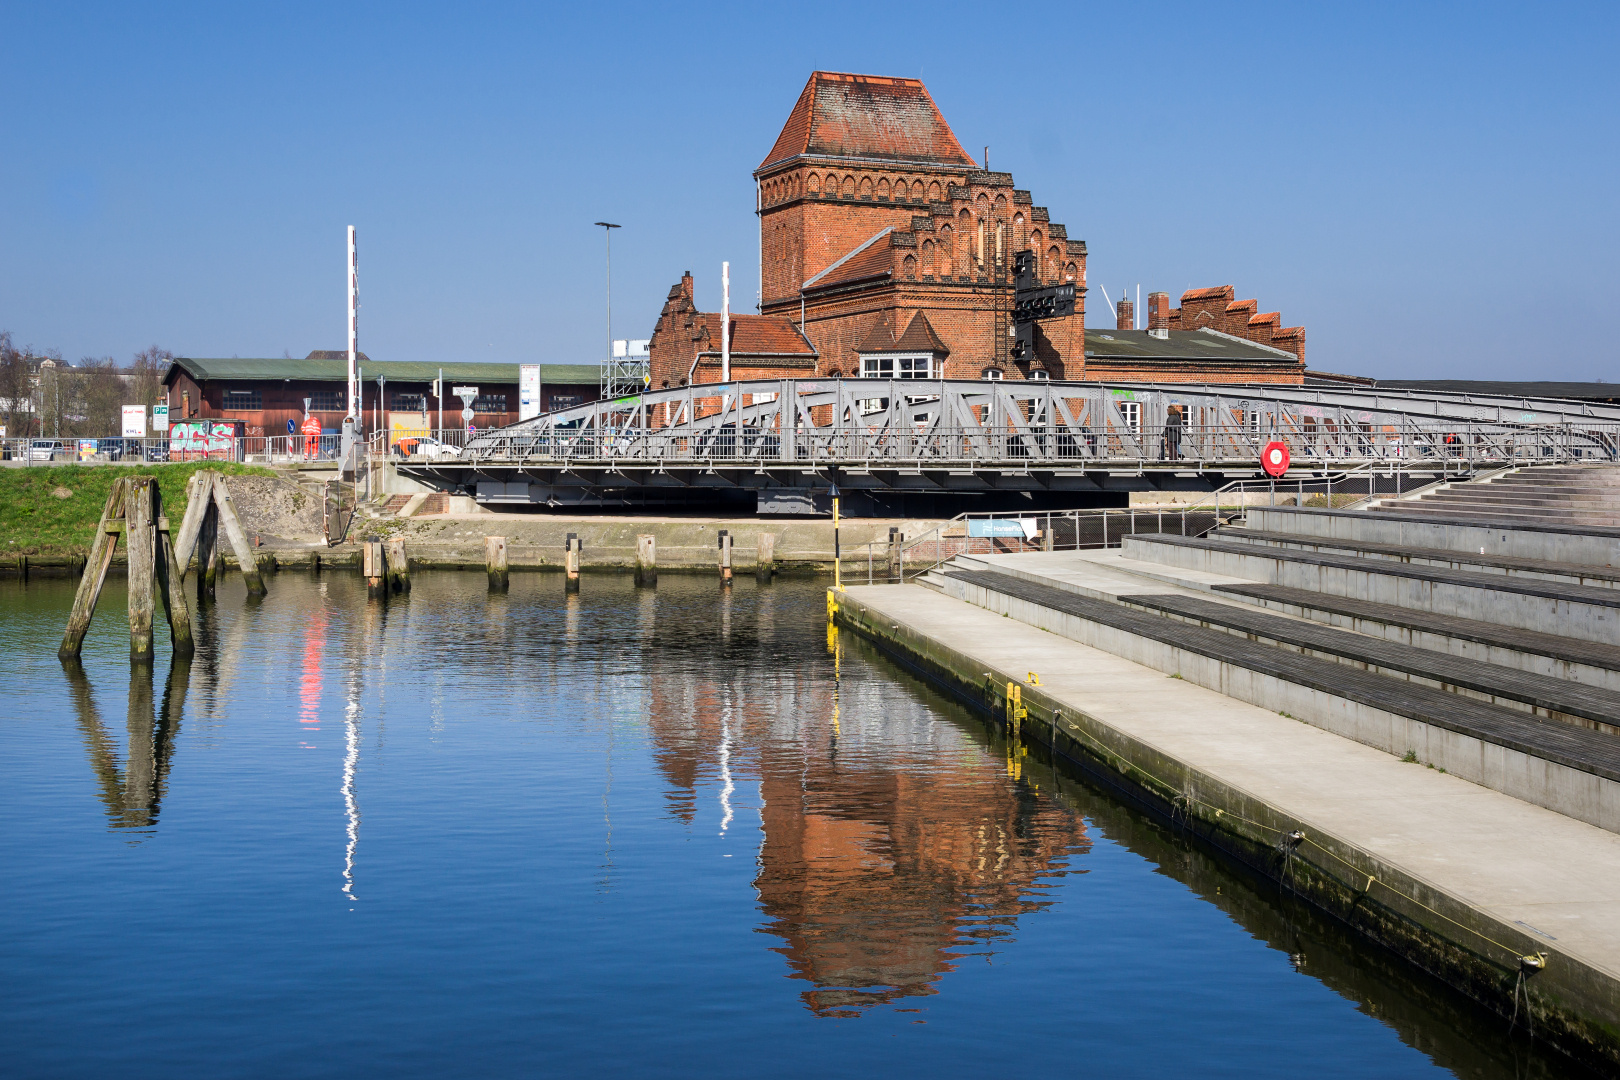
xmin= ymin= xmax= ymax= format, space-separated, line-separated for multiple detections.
xmin=0 ymin=463 xmax=274 ymax=557
xmin=1304 ymin=493 xmax=1371 ymax=509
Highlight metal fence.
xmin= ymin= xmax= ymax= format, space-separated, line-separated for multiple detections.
xmin=1 ymin=428 xmax=472 ymax=466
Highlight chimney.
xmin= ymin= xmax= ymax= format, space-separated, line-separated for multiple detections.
xmin=1115 ymin=296 xmax=1134 ymax=331
xmin=681 ymin=271 xmax=694 ymax=302
xmin=1147 ymin=291 xmax=1171 ymax=339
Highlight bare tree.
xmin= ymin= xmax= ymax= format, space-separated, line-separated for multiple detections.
xmin=0 ymin=331 xmax=30 ymax=438
xmin=127 ymin=345 xmax=171 ymax=408
xmin=75 ymin=356 xmax=123 ymax=436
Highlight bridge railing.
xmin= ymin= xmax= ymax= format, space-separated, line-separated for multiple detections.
xmin=456 ymin=421 xmax=1620 ymax=469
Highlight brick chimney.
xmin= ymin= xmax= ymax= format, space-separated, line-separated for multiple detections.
xmin=1115 ymin=297 xmax=1134 ymax=331
xmin=681 ymin=270 xmax=694 ymax=302
xmin=1147 ymin=291 xmax=1171 ymax=339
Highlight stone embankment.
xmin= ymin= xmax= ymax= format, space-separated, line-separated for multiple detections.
xmin=832 ymin=463 xmax=1620 ymax=1075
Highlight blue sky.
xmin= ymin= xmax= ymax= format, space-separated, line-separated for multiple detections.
xmin=1 ymin=1 xmax=1614 ymax=379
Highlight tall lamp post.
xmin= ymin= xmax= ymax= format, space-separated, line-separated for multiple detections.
xmin=594 ymin=222 xmax=620 ymax=402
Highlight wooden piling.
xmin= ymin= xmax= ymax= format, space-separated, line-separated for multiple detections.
xmin=171 ymin=471 xmax=211 ymax=579
xmin=211 ymin=480 xmax=265 ymax=595
xmin=59 ymin=478 xmax=127 ymax=660
xmin=126 ymin=478 xmax=157 ymax=661
xmin=634 ymin=534 xmax=657 ymax=587
xmin=756 ymin=532 xmax=775 ymax=583
xmin=565 ymin=533 xmax=580 ymax=592
xmin=153 ymin=485 xmax=194 ymax=658
xmin=363 ymin=540 xmax=386 ymax=598
xmin=718 ymin=529 xmax=732 ymax=584
xmin=485 ymin=536 xmax=509 ymax=592
xmin=385 ymin=537 xmax=410 ymax=592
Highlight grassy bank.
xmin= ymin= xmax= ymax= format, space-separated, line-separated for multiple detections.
xmin=0 ymin=463 xmax=273 ymax=557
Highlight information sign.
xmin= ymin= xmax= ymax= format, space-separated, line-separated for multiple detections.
xmin=121 ymin=405 xmax=147 ymax=437
xmin=519 ymin=365 xmax=541 ymax=421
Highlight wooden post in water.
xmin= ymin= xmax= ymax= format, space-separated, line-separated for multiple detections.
xmin=171 ymin=471 xmax=211 ymax=580
xmin=385 ymin=537 xmax=410 ymax=592
xmin=718 ymin=529 xmax=732 ymax=584
xmin=211 ymin=479 xmax=265 ymax=595
xmin=485 ymin=536 xmax=509 ymax=592
xmin=364 ymin=540 xmax=386 ymax=598
xmin=565 ymin=533 xmax=580 ymax=592
xmin=756 ymin=532 xmax=775 ymax=583
xmin=634 ymin=534 xmax=657 ymax=587
xmin=153 ymin=484 xmax=194 ymax=658
xmin=59 ymin=478 xmax=127 ymax=660
xmin=126 ymin=477 xmax=157 ymax=661
xmin=198 ymin=498 xmax=219 ymax=602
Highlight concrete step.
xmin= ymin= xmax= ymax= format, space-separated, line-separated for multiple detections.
xmin=1241 ymin=506 xmax=1620 ymax=566
xmin=1121 ymin=532 xmax=1620 ymax=644
xmin=1380 ymin=503 xmax=1620 ymax=527
xmin=938 ymin=565 xmax=1620 ymax=833
xmin=1213 ymin=525 xmax=1620 ymax=588
xmin=1113 ymin=589 xmax=1620 ymax=733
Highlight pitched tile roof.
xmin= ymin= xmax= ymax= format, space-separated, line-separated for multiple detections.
xmin=167 ymin=357 xmax=603 ymax=385
xmin=696 ymin=314 xmax=816 ymax=357
xmin=894 ymin=311 xmax=949 ymax=354
xmin=758 ymin=72 xmax=978 ymax=172
xmin=1181 ymin=285 xmax=1235 ymax=303
xmin=802 ymin=227 xmax=894 ymax=290
xmin=853 ymin=312 xmax=897 ymax=353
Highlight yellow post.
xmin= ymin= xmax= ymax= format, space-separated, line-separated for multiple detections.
xmin=832 ymin=489 xmax=842 ymax=590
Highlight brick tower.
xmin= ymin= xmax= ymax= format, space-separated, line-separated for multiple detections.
xmin=754 ymin=72 xmax=1088 ymax=381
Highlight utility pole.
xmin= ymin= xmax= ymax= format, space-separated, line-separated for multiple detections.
xmin=594 ymin=222 xmax=620 ymax=403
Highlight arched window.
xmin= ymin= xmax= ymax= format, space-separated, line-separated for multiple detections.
xmin=927 ymin=180 xmax=942 ymax=201
xmin=877 ymin=177 xmax=890 ymax=199
xmin=975 ymin=192 xmax=989 ymax=213
xmin=1048 ymin=245 xmax=1061 ymax=275
xmin=807 ymin=173 xmax=820 ymax=194
xmin=841 ymin=175 xmax=856 ymax=197
xmin=982 ymin=367 xmax=1003 ymax=381
xmin=902 ymin=253 xmax=916 ymax=278
xmin=994 ymin=193 xmax=1007 ymax=214
xmin=859 ymin=176 xmax=874 ymax=196
xmin=921 ymin=238 xmax=935 ymax=272
xmin=1064 ymin=261 xmax=1077 ymax=281
xmin=1014 ymin=211 xmax=1024 ymax=226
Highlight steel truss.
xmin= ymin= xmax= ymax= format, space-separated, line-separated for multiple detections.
xmin=458 ymin=378 xmax=1620 ymax=469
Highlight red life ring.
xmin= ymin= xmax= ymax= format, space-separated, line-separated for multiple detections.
xmin=1261 ymin=441 xmax=1290 ymax=477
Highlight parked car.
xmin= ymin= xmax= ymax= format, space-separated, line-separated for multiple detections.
xmin=393 ymin=436 xmax=461 ymax=461
xmin=29 ymin=440 xmax=63 ymax=462
xmin=144 ymin=442 xmax=169 ymax=462
xmin=96 ymin=438 xmax=134 ymax=461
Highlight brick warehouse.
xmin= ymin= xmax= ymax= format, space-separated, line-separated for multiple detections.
xmin=650 ymin=71 xmax=1306 ymax=391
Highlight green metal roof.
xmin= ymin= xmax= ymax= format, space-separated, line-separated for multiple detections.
xmin=169 ymin=357 xmax=602 ymax=385
xmin=1084 ymin=328 xmax=1299 ymax=363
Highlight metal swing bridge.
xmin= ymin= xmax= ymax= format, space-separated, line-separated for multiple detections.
xmin=400 ymin=378 xmax=1620 ymax=509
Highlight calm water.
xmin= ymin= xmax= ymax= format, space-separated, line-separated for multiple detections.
xmin=0 ymin=571 xmax=1576 ymax=1078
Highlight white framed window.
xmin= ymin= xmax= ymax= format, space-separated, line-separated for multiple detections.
xmin=861 ymin=354 xmax=933 ymax=379
xmin=1029 ymin=370 xmax=1049 ymax=382
xmin=982 ymin=367 xmax=1003 ymax=381
xmin=1118 ymin=400 xmax=1141 ymax=434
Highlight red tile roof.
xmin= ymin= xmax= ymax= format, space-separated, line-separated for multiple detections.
xmin=759 ymin=72 xmax=978 ymax=172
xmin=1248 ymin=311 xmax=1282 ymax=327
xmin=803 ymin=227 xmax=896 ymax=290
xmin=1182 ymin=285 xmax=1235 ymax=303
xmin=697 ymin=314 xmax=816 ymax=356
xmin=894 ymin=311 xmax=949 ymax=354
xmin=854 ymin=312 xmax=897 ymax=353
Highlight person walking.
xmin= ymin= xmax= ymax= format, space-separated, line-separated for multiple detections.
xmin=301 ymin=413 xmax=322 ymax=461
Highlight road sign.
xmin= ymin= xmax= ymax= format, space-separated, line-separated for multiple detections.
xmin=453 ymin=386 xmax=478 ymax=401
xmin=152 ymin=404 xmax=169 ymax=431
xmin=1262 ymin=441 xmax=1291 ymax=477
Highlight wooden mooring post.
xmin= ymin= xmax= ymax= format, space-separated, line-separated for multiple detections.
xmin=59 ymin=475 xmax=195 ymax=662
xmin=363 ymin=540 xmax=386 ymax=599
xmin=634 ymin=534 xmax=657 ymax=587
xmin=756 ymin=532 xmax=775 ymax=583
xmin=385 ymin=537 xmax=411 ymax=593
xmin=718 ymin=529 xmax=733 ymax=584
xmin=564 ymin=533 xmax=580 ymax=592
xmin=485 ymin=536 xmax=509 ymax=592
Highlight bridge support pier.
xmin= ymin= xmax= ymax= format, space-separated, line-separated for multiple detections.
xmin=635 ymin=534 xmax=656 ymax=587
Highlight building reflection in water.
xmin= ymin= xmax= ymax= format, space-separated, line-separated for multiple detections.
xmin=646 ymin=631 xmax=1090 ymax=1017
xmin=60 ymin=656 xmax=190 ymax=836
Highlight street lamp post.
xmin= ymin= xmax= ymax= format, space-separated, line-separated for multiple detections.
xmin=594 ymin=222 xmax=620 ymax=402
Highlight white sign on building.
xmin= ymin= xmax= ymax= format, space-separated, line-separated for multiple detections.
xmin=519 ymin=365 xmax=541 ymax=421
xmin=121 ymin=405 xmax=147 ymax=438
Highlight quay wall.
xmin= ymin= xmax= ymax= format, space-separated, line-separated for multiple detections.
xmin=829 ymin=585 xmax=1620 ymax=1075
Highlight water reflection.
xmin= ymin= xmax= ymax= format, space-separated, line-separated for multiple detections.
xmin=645 ymin=619 xmax=1089 ymax=1017
xmin=60 ymin=656 xmax=189 ymax=834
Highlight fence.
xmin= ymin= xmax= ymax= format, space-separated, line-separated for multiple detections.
xmin=0 ymin=428 xmax=470 ymax=466
xmin=848 ymin=463 xmax=1449 ymax=585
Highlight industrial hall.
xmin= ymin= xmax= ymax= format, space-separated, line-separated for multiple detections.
xmin=649 ymin=71 xmax=1307 ymax=391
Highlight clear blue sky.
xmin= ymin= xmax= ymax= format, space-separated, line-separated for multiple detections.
xmin=1 ymin=1 xmax=1614 ymax=379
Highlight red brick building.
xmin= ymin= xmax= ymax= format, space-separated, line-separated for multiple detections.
xmin=649 ymin=70 xmax=1306 ymax=391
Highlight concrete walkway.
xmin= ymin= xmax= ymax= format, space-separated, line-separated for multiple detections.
xmin=839 ymin=582 xmax=1620 ymax=1046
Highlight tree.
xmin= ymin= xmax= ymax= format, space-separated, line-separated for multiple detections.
xmin=127 ymin=345 xmax=171 ymax=409
xmin=0 ymin=331 xmax=30 ymax=438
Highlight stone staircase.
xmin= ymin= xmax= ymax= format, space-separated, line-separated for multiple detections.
xmin=912 ymin=478 xmax=1620 ymax=833
xmin=1373 ymin=464 xmax=1620 ymax=527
